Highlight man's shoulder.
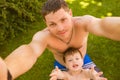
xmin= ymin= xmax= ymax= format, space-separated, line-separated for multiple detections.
xmin=73 ymin=15 xmax=98 ymax=30
xmin=35 ymin=28 xmax=49 ymax=35
xmin=73 ymin=15 xmax=95 ymax=22
xmin=32 ymin=28 xmax=50 ymax=41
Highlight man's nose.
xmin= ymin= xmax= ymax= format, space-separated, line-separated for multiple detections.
xmin=57 ymin=24 xmax=64 ymax=31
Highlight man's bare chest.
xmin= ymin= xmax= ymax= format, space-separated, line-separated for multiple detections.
xmin=47 ymin=37 xmax=87 ymax=54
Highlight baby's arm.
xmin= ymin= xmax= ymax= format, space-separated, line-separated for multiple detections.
xmin=49 ymin=66 xmax=67 ymax=80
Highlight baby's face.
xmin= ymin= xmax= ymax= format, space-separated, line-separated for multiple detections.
xmin=65 ymin=52 xmax=83 ymax=71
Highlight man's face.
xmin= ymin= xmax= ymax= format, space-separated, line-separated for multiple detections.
xmin=45 ymin=8 xmax=73 ymax=40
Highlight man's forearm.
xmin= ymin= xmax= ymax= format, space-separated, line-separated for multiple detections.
xmin=101 ymin=17 xmax=120 ymax=41
xmin=0 ymin=57 xmax=8 ymax=80
xmin=5 ymin=45 xmax=38 ymax=79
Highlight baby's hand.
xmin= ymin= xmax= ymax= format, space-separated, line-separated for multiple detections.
xmin=90 ymin=67 xmax=107 ymax=80
xmin=49 ymin=66 xmax=65 ymax=80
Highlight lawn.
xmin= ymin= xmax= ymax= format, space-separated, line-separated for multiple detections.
xmin=0 ymin=0 xmax=120 ymax=80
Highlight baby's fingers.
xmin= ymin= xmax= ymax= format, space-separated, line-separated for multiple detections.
xmin=49 ymin=72 xmax=57 ymax=77
xmin=97 ymin=71 xmax=103 ymax=76
xmin=100 ymin=77 xmax=107 ymax=80
xmin=50 ymin=76 xmax=57 ymax=80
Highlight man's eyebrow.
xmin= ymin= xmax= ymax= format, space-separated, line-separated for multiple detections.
xmin=47 ymin=20 xmax=56 ymax=23
xmin=47 ymin=15 xmax=66 ymax=23
xmin=61 ymin=17 xmax=67 ymax=20
xmin=61 ymin=15 xmax=67 ymax=18
xmin=49 ymin=21 xmax=56 ymax=24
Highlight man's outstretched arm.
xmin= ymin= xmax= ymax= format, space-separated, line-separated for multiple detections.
xmin=3 ymin=31 xmax=48 ymax=79
xmin=0 ymin=57 xmax=8 ymax=80
xmin=85 ymin=16 xmax=120 ymax=41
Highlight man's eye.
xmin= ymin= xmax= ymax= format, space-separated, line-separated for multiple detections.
xmin=62 ymin=19 xmax=65 ymax=21
xmin=76 ymin=58 xmax=79 ymax=60
xmin=49 ymin=23 xmax=56 ymax=27
xmin=61 ymin=18 xmax=66 ymax=22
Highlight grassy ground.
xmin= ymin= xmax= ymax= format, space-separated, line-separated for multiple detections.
xmin=0 ymin=0 xmax=120 ymax=80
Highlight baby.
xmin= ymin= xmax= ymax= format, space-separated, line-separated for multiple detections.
xmin=50 ymin=48 xmax=107 ymax=80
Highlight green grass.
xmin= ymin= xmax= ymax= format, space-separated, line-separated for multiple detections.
xmin=88 ymin=34 xmax=120 ymax=80
xmin=0 ymin=0 xmax=120 ymax=80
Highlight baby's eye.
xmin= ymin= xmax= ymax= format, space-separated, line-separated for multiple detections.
xmin=68 ymin=59 xmax=72 ymax=62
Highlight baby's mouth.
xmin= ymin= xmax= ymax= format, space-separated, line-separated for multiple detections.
xmin=73 ymin=64 xmax=79 ymax=68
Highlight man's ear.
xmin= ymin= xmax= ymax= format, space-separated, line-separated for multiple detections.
xmin=43 ymin=18 xmax=46 ymax=22
xmin=69 ymin=9 xmax=72 ymax=16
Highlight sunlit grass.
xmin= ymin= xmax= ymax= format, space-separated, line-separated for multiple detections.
xmin=107 ymin=12 xmax=112 ymax=16
xmin=101 ymin=12 xmax=113 ymax=18
xmin=78 ymin=0 xmax=102 ymax=9
xmin=97 ymin=2 xmax=102 ymax=6
xmin=79 ymin=1 xmax=90 ymax=9
xmin=65 ymin=0 xmax=75 ymax=4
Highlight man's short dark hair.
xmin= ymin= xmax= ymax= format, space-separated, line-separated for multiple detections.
xmin=41 ymin=0 xmax=69 ymax=20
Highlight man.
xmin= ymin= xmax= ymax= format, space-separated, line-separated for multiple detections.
xmin=0 ymin=57 xmax=8 ymax=80
xmin=0 ymin=0 xmax=120 ymax=80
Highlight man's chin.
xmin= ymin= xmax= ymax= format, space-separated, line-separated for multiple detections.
xmin=57 ymin=36 xmax=65 ymax=40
